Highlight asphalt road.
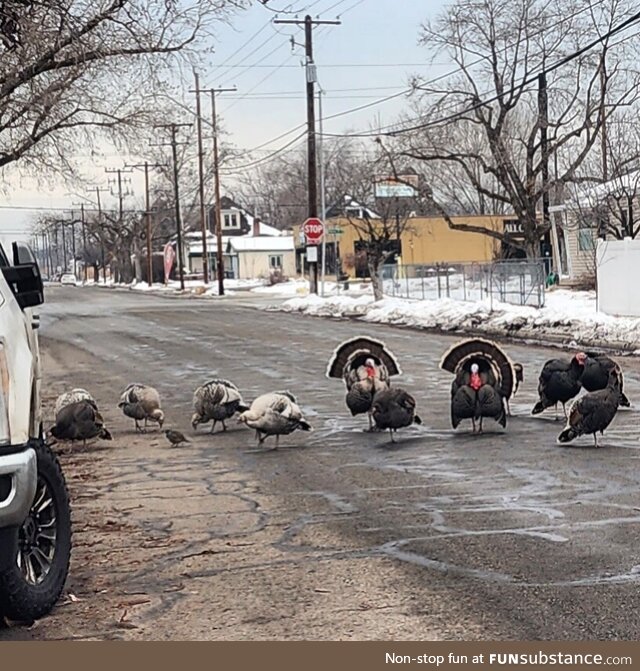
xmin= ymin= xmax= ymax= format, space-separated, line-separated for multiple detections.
xmin=6 ymin=286 xmax=640 ymax=640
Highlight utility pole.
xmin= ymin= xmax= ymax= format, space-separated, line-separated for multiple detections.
xmin=274 ymin=14 xmax=340 ymax=295
xmin=61 ymin=219 xmax=67 ymax=271
xmin=90 ymin=186 xmax=110 ymax=284
xmin=538 ymin=72 xmax=560 ymax=276
xmin=210 ymin=85 xmax=236 ymax=296
xmin=154 ymin=122 xmax=191 ymax=291
xmin=71 ymin=203 xmax=87 ymax=283
xmin=318 ymin=86 xmax=327 ymax=296
xmin=127 ymin=161 xmax=166 ymax=286
xmin=190 ymin=72 xmax=211 ymax=285
xmin=69 ymin=211 xmax=77 ymax=277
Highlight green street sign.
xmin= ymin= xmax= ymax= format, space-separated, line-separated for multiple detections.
xmin=327 ymin=227 xmax=344 ymax=235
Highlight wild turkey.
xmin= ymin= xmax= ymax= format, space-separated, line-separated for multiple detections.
xmin=440 ymin=338 xmax=516 ymax=433
xmin=54 ymin=388 xmax=95 ymax=416
xmin=237 ymin=391 xmax=312 ymax=449
xmin=49 ymin=399 xmax=112 ymax=447
xmin=558 ymin=368 xmax=621 ymax=447
xmin=326 ymin=336 xmax=401 ymax=430
xmin=581 ymin=352 xmax=630 ymax=407
xmin=118 ymin=383 xmax=164 ymax=432
xmin=371 ymin=387 xmax=422 ymax=443
xmin=532 ymin=353 xmax=586 ymax=420
xmin=192 ymin=379 xmax=249 ymax=433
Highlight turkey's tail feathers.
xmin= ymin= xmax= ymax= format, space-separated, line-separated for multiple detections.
xmin=100 ymin=428 xmax=113 ymax=441
xmin=414 ymin=414 xmax=423 ymax=426
xmin=558 ymin=426 xmax=578 ymax=443
xmin=298 ymin=419 xmax=313 ymax=432
xmin=326 ymin=336 xmax=401 ymax=379
xmin=237 ymin=402 xmax=251 ymax=413
xmin=440 ymin=337 xmax=517 ymax=399
xmin=620 ymin=391 xmax=631 ymax=407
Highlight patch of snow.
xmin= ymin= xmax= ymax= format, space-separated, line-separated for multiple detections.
xmin=275 ymin=288 xmax=640 ymax=350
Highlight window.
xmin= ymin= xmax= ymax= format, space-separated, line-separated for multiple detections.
xmin=269 ymin=254 xmax=283 ymax=269
xmin=223 ymin=213 xmax=239 ymax=229
xmin=578 ymin=220 xmax=595 ymax=252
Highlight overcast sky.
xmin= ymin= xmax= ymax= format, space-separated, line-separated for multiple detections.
xmin=0 ymin=0 xmax=451 ymax=244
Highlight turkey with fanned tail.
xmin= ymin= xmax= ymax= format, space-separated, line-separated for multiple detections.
xmin=237 ymin=391 xmax=312 ymax=449
xmin=326 ymin=336 xmax=402 ymax=430
xmin=191 ymin=379 xmax=250 ymax=433
xmin=558 ymin=368 xmax=621 ymax=447
xmin=440 ymin=338 xmax=518 ymax=433
xmin=371 ymin=387 xmax=422 ymax=443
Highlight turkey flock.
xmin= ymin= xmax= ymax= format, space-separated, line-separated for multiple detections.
xmin=48 ymin=335 xmax=631 ymax=451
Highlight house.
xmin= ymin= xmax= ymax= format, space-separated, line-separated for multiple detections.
xmin=183 ymin=199 xmax=294 ymax=279
xmin=293 ymin=214 xmax=509 ymax=279
xmin=563 ymin=170 xmax=640 ymax=285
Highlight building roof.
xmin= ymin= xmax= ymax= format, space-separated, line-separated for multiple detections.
xmin=188 ymin=235 xmax=294 ymax=255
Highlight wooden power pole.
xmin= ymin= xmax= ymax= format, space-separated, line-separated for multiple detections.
xmin=274 ymin=14 xmax=340 ymax=295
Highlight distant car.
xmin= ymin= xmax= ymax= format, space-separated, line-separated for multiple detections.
xmin=60 ymin=273 xmax=77 ymax=286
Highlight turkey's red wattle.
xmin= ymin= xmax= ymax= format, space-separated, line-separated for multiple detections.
xmin=470 ymin=373 xmax=482 ymax=391
xmin=365 ymin=366 xmax=377 ymax=378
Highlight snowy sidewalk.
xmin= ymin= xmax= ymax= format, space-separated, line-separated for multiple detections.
xmin=271 ymin=289 xmax=640 ymax=353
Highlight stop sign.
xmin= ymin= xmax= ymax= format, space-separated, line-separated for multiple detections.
xmin=302 ymin=217 xmax=324 ymax=243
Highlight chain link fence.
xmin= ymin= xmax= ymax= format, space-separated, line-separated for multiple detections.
xmin=381 ymin=259 xmax=546 ymax=308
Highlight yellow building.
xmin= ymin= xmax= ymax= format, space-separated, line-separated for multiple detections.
xmin=294 ymin=215 xmax=509 ymax=278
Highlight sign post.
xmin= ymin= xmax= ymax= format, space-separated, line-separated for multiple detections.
xmin=302 ymin=217 xmax=324 ymax=294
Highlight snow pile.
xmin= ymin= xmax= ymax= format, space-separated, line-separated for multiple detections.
xmin=276 ymin=288 xmax=640 ymax=350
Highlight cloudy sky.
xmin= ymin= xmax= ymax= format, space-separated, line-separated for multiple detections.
xmin=0 ymin=0 xmax=451 ymax=244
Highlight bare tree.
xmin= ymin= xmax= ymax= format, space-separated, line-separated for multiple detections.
xmin=0 ymin=0 xmax=243 ymax=182
xmin=396 ymin=0 xmax=640 ymax=259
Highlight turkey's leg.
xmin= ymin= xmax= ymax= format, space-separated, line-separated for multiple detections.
xmin=472 ymin=418 xmax=477 ymax=434
xmin=562 ymin=403 xmax=568 ymax=420
xmin=478 ymin=417 xmax=483 ymax=434
xmin=209 ymin=420 xmax=217 ymax=434
xmin=221 ymin=420 xmax=227 ymax=432
xmin=389 ymin=429 xmax=396 ymax=444
xmin=594 ymin=433 xmax=599 ymax=448
xmin=274 ymin=434 xmax=280 ymax=450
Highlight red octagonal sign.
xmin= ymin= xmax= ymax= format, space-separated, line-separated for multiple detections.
xmin=302 ymin=217 xmax=324 ymax=243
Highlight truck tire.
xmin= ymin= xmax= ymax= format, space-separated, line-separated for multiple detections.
xmin=0 ymin=441 xmax=71 ymax=621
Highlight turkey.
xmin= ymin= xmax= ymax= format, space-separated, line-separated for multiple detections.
xmin=531 ymin=353 xmax=586 ymax=420
xmin=581 ymin=352 xmax=630 ymax=407
xmin=49 ymin=399 xmax=112 ymax=447
xmin=371 ymin=387 xmax=422 ymax=443
xmin=191 ymin=379 xmax=250 ymax=433
xmin=54 ymin=388 xmax=95 ymax=415
xmin=237 ymin=391 xmax=312 ymax=449
xmin=440 ymin=338 xmax=517 ymax=433
xmin=118 ymin=383 xmax=164 ymax=432
xmin=326 ymin=336 xmax=401 ymax=430
xmin=558 ymin=368 xmax=621 ymax=447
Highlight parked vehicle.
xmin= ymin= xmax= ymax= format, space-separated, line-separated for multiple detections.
xmin=0 ymin=241 xmax=71 ymax=621
xmin=59 ymin=273 xmax=77 ymax=286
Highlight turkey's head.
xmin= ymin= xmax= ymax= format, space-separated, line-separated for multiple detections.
xmin=152 ymin=409 xmax=165 ymax=427
xmin=364 ymin=357 xmax=378 ymax=378
xmin=191 ymin=412 xmax=203 ymax=430
xmin=575 ymin=352 xmax=587 ymax=367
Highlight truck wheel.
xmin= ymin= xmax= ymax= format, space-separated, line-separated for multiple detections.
xmin=0 ymin=442 xmax=72 ymax=621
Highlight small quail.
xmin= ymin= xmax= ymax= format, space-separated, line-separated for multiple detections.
xmin=164 ymin=429 xmax=190 ymax=447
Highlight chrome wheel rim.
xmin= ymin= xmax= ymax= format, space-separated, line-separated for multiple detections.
xmin=17 ymin=476 xmax=57 ymax=585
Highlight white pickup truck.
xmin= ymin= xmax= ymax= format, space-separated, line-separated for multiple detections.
xmin=0 ymin=240 xmax=71 ymax=621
